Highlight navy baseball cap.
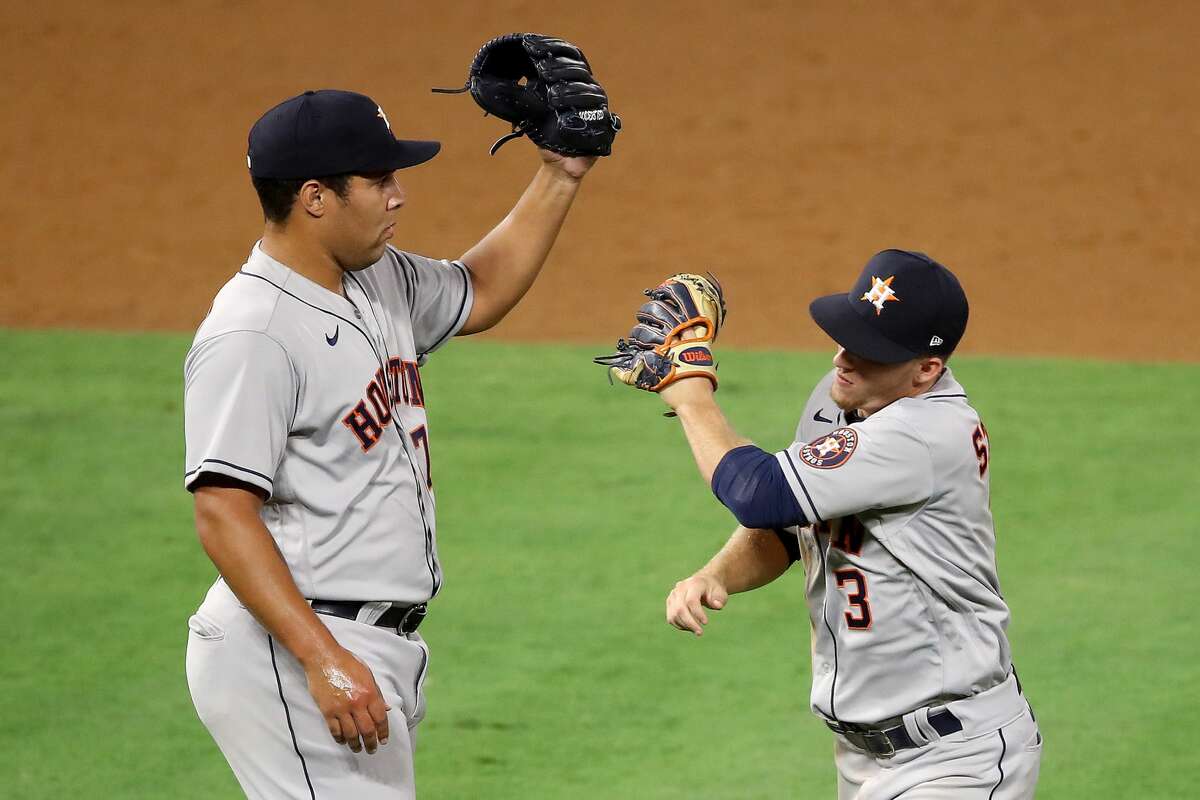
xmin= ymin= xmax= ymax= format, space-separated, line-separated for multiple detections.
xmin=808 ymin=249 xmax=969 ymax=363
xmin=247 ymin=89 xmax=440 ymax=179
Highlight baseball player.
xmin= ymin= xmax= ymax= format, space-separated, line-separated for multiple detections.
xmin=183 ymin=51 xmax=615 ymax=800
xmin=600 ymin=251 xmax=1041 ymax=798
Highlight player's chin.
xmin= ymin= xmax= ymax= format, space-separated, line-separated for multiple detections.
xmin=829 ymin=384 xmax=859 ymax=412
xmin=350 ymin=242 xmax=389 ymax=269
xmin=372 ymin=226 xmax=395 ymax=254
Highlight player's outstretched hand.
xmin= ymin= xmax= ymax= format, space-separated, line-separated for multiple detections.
xmin=666 ymin=572 xmax=729 ymax=636
xmin=303 ymin=647 xmax=391 ymax=755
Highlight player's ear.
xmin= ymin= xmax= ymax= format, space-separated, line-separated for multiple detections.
xmin=915 ymin=356 xmax=944 ymax=387
xmin=298 ymin=179 xmax=327 ymax=218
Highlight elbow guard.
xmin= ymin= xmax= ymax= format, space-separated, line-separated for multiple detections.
xmin=711 ymin=445 xmax=808 ymax=530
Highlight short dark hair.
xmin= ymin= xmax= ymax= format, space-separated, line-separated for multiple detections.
xmin=251 ymin=173 xmax=354 ymax=224
xmin=922 ymin=348 xmax=954 ymax=363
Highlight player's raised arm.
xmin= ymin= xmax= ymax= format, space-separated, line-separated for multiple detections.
xmin=457 ymin=152 xmax=595 ymax=334
xmin=432 ymin=34 xmax=620 ymax=334
xmin=593 ymin=275 xmax=813 ymax=531
xmin=667 ymin=526 xmax=798 ymax=636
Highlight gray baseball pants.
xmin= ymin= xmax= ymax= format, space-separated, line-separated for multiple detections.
xmin=186 ymin=579 xmax=430 ymax=799
xmin=834 ymin=673 xmax=1042 ymax=799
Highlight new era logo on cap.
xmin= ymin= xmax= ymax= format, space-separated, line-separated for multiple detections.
xmin=808 ymin=249 xmax=969 ymax=364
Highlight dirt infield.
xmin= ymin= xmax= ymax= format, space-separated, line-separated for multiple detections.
xmin=3 ymin=2 xmax=1197 ymax=361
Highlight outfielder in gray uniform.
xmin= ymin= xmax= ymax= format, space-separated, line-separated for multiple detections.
xmin=183 ymin=89 xmax=599 ymax=798
xmin=658 ymin=251 xmax=1042 ymax=798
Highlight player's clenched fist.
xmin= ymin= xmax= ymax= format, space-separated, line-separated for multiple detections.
xmin=666 ymin=572 xmax=730 ymax=636
xmin=303 ymin=647 xmax=391 ymax=755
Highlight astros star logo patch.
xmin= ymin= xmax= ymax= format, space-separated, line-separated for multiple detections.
xmin=800 ymin=427 xmax=859 ymax=469
xmin=377 ymin=105 xmax=392 ymax=132
xmin=860 ymin=275 xmax=900 ymax=316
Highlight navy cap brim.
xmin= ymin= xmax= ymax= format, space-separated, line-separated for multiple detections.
xmin=370 ymin=139 xmax=441 ymax=172
xmin=809 ymin=293 xmax=920 ymax=364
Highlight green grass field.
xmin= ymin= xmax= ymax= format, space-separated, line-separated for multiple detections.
xmin=1 ymin=328 xmax=1196 ymax=798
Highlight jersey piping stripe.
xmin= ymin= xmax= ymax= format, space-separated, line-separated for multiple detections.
xmin=816 ymin=537 xmax=841 ymax=721
xmin=420 ymin=260 xmax=471 ymax=356
xmin=237 ymin=271 xmax=372 ymax=343
xmin=184 ymin=458 xmax=273 ymax=486
xmin=924 ymin=393 xmax=968 ymax=400
xmin=268 ymin=636 xmax=317 ymax=800
xmin=389 ymin=247 xmax=418 ymax=310
xmin=237 ymin=269 xmax=441 ymax=596
xmin=988 ymin=728 xmax=1007 ymax=799
xmin=345 ymin=272 xmax=440 ymax=596
xmin=781 ymin=449 xmax=824 ymax=523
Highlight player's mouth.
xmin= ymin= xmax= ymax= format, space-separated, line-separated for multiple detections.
xmin=835 ymin=371 xmax=854 ymax=386
xmin=383 ymin=223 xmax=396 ymax=240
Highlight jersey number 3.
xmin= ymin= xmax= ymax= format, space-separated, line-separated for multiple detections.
xmin=834 ymin=568 xmax=873 ymax=630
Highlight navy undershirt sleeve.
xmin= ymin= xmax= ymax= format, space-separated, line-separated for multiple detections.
xmin=771 ymin=528 xmax=802 ymax=563
xmin=710 ymin=445 xmax=808 ymax=530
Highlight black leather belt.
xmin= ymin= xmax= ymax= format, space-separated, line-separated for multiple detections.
xmin=310 ymin=600 xmax=427 ymax=635
xmin=825 ymin=708 xmax=962 ymax=758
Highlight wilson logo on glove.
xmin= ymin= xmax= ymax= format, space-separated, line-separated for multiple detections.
xmin=679 ymin=347 xmax=714 ymax=365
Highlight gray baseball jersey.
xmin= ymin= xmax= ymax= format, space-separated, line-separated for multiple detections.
xmin=775 ymin=367 xmax=1011 ymax=724
xmin=183 ymin=242 xmax=473 ymax=603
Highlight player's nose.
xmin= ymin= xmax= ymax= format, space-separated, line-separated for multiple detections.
xmin=833 ymin=347 xmax=854 ymax=370
xmin=386 ymin=176 xmax=406 ymax=211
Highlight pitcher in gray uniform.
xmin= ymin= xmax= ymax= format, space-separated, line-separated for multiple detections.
xmin=183 ymin=89 xmax=600 ymax=799
xmin=658 ymin=250 xmax=1041 ymax=798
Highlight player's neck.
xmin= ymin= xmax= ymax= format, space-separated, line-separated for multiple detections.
xmin=857 ymin=372 xmax=946 ymax=418
xmin=260 ymin=228 xmax=346 ymax=296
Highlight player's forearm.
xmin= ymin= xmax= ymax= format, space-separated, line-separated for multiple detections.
xmin=669 ymin=393 xmax=749 ymax=484
xmin=193 ymin=491 xmax=339 ymax=666
xmin=458 ymin=164 xmax=584 ymax=332
xmin=664 ymin=379 xmax=807 ymax=529
xmin=699 ymin=526 xmax=792 ymax=594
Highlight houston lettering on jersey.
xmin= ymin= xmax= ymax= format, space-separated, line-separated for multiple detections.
xmin=342 ymin=357 xmax=425 ymax=452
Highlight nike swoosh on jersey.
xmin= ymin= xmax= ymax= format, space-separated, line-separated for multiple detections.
xmin=813 ymin=409 xmax=833 ymax=423
xmin=325 ymin=326 xmax=339 ymax=346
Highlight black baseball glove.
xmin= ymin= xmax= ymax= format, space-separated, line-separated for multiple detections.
xmin=433 ymin=33 xmax=621 ymax=156
xmin=594 ymin=274 xmax=727 ymax=392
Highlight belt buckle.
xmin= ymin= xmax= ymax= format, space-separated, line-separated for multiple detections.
xmin=826 ymin=720 xmax=896 ymax=759
xmin=862 ymin=730 xmax=896 ymax=759
xmin=396 ymin=603 xmax=427 ymax=634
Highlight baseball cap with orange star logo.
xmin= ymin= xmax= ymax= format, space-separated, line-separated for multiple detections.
xmin=808 ymin=249 xmax=969 ymax=363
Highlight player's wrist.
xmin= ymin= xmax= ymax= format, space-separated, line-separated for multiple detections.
xmin=694 ymin=567 xmax=726 ymax=590
xmin=660 ymin=379 xmax=717 ymax=411
xmin=289 ymin=624 xmax=345 ymax=670
xmin=537 ymin=158 xmax=588 ymax=186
